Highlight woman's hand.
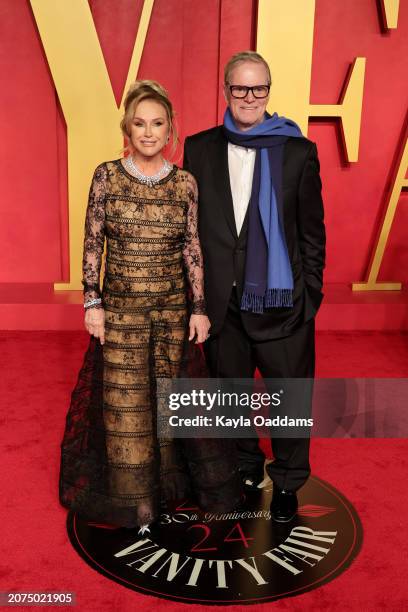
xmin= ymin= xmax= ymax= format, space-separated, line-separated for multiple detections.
xmin=189 ymin=314 xmax=211 ymax=344
xmin=85 ymin=307 xmax=105 ymax=345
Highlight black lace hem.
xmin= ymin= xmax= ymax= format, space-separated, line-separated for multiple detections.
xmin=59 ymin=332 xmax=242 ymax=528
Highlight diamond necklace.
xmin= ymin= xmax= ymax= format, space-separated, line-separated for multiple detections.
xmin=123 ymin=156 xmax=172 ymax=186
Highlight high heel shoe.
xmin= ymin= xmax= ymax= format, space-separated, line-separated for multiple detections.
xmin=138 ymin=524 xmax=151 ymax=536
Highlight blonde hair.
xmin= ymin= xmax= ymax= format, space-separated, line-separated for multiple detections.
xmin=224 ymin=51 xmax=272 ymax=86
xmin=120 ymin=79 xmax=178 ymax=157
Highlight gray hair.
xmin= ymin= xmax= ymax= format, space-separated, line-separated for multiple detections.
xmin=224 ymin=51 xmax=272 ymax=85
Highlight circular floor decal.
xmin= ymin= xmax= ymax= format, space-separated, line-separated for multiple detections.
xmin=67 ymin=474 xmax=363 ymax=605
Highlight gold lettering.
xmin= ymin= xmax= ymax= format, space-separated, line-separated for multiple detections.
xmin=257 ymin=0 xmax=365 ymax=161
xmin=380 ymin=0 xmax=400 ymax=29
xmin=29 ymin=0 xmax=154 ymax=290
xmin=353 ymin=134 xmax=408 ymax=290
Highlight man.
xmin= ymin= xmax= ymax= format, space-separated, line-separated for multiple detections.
xmin=183 ymin=51 xmax=325 ymax=522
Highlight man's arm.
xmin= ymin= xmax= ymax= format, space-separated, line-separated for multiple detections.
xmin=297 ymin=142 xmax=326 ymax=294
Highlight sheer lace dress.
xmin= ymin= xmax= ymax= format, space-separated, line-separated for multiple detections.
xmin=59 ymin=160 xmax=241 ymax=528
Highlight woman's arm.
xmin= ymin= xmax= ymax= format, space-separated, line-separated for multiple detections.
xmin=83 ymin=163 xmax=107 ymax=343
xmin=182 ymin=172 xmax=210 ymax=343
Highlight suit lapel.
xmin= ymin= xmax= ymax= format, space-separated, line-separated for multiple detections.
xmin=208 ymin=129 xmax=238 ymax=240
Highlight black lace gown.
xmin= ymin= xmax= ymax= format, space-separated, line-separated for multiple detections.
xmin=59 ymin=160 xmax=242 ymax=528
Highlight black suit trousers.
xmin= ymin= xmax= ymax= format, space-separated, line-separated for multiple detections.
xmin=204 ymin=288 xmax=315 ymax=492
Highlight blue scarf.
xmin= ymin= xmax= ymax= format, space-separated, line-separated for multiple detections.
xmin=223 ymin=109 xmax=303 ymax=313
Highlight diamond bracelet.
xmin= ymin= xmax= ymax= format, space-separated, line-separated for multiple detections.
xmin=84 ymin=298 xmax=102 ymax=309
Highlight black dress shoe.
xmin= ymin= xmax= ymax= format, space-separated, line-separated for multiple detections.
xmin=270 ymin=486 xmax=298 ymax=523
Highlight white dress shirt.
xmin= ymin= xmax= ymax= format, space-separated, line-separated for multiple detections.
xmin=228 ymin=142 xmax=256 ymax=236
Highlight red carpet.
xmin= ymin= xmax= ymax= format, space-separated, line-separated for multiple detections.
xmin=1 ymin=330 xmax=408 ymax=611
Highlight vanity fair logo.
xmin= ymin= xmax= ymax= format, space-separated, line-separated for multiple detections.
xmin=68 ymin=475 xmax=362 ymax=604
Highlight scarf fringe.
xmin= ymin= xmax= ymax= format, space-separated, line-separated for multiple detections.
xmin=241 ymin=289 xmax=293 ymax=313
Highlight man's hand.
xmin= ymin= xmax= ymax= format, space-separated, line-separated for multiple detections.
xmin=85 ymin=308 xmax=105 ymax=345
xmin=189 ymin=314 xmax=211 ymax=344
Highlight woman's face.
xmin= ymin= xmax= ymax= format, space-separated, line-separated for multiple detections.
xmin=129 ymin=99 xmax=169 ymax=159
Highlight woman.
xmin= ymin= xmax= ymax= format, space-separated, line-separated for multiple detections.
xmin=59 ymin=80 xmax=241 ymax=534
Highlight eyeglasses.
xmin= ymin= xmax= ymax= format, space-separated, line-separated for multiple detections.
xmin=228 ymin=85 xmax=270 ymax=99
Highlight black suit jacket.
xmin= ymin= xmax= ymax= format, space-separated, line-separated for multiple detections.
xmin=183 ymin=126 xmax=326 ymax=340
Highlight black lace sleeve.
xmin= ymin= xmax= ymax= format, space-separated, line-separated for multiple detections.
xmin=82 ymin=163 xmax=107 ymax=305
xmin=182 ymin=172 xmax=206 ymax=315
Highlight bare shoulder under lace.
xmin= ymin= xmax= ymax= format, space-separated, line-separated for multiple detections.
xmin=182 ymin=171 xmax=206 ymax=315
xmin=82 ymin=163 xmax=107 ymax=304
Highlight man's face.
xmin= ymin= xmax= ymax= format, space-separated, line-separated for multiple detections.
xmin=225 ymin=61 xmax=270 ymax=131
